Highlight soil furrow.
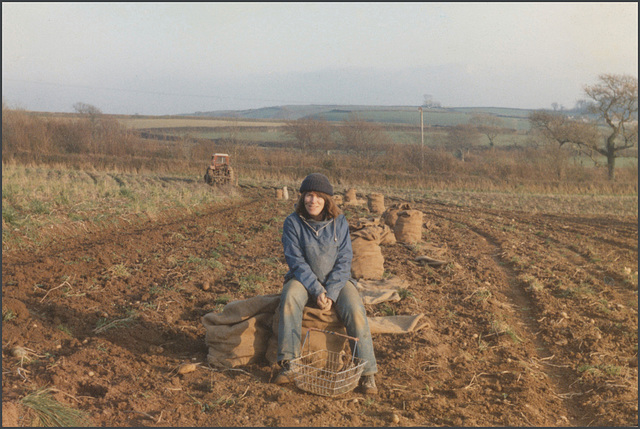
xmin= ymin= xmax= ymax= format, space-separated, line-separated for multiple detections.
xmin=472 ymin=226 xmax=594 ymax=427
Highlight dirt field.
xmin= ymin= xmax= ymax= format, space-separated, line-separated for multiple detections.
xmin=2 ymin=185 xmax=638 ymax=427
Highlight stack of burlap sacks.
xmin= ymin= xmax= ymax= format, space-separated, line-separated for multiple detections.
xmin=350 ymin=191 xmax=424 ymax=280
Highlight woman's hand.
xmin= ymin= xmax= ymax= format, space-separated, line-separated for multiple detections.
xmin=316 ymin=292 xmax=333 ymax=311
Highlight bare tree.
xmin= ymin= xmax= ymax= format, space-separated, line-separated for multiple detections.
xmin=72 ymin=102 xmax=105 ymax=153
xmin=73 ymin=102 xmax=102 ymax=124
xmin=529 ymin=111 xmax=600 ymax=148
xmin=422 ymin=94 xmax=442 ymax=108
xmin=530 ymin=74 xmax=638 ymax=180
xmin=338 ymin=113 xmax=391 ymax=158
xmin=584 ymin=74 xmax=638 ymax=180
xmin=573 ymin=99 xmax=591 ymax=113
xmin=551 ymin=102 xmax=565 ymax=112
xmin=446 ymin=124 xmax=480 ymax=162
xmin=284 ymin=118 xmax=334 ymax=153
xmin=470 ymin=113 xmax=505 ymax=148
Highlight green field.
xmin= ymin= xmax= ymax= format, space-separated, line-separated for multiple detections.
xmin=184 ymin=105 xmax=534 ymax=130
xmin=308 ymin=108 xmax=530 ymax=130
xmin=120 ymin=117 xmax=287 ymax=129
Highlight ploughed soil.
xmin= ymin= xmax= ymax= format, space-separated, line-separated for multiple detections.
xmin=2 ymin=185 xmax=638 ymax=427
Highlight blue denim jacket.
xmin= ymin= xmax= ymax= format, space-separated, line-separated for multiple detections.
xmin=282 ymin=212 xmax=354 ymax=302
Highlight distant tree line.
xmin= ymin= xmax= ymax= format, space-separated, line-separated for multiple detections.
xmin=282 ymin=74 xmax=637 ymax=181
xmin=2 ymin=74 xmax=636 ymax=188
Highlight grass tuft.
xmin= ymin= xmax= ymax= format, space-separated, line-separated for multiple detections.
xmin=20 ymin=388 xmax=93 ymax=427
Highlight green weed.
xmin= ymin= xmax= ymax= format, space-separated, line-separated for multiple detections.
xmin=2 ymin=204 xmax=20 ymax=224
xmin=398 ymin=288 xmax=413 ymax=300
xmin=261 ymin=257 xmax=280 ymax=267
xmin=468 ymin=287 xmax=492 ymax=302
xmin=93 ymin=313 xmax=136 ymax=334
xmin=57 ymin=325 xmax=72 ymax=336
xmin=478 ymin=338 xmax=489 ymax=351
xmin=119 ymin=187 xmax=135 ymax=199
xmin=491 ymin=320 xmax=522 ymax=344
xmin=519 ymin=274 xmax=544 ymax=293
xmin=578 ymin=364 xmax=622 ymax=378
xmin=238 ymin=274 xmax=267 ymax=294
xmin=107 ymin=264 xmax=130 ymax=278
xmin=215 ymin=243 xmax=231 ymax=253
xmin=96 ymin=344 xmax=110 ymax=353
xmin=29 ymin=199 xmax=50 ymax=214
xmin=597 ymin=299 xmax=612 ymax=315
xmin=380 ymin=303 xmax=396 ymax=316
xmin=206 ymin=258 xmax=223 ymax=270
xmin=186 ymin=255 xmax=202 ymax=264
xmin=3 ymin=309 xmax=16 ymax=321
xmin=214 ymin=295 xmax=231 ymax=306
xmin=185 ymin=391 xmax=234 ymax=413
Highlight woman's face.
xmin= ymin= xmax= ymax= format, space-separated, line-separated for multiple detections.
xmin=304 ymin=192 xmax=325 ymax=219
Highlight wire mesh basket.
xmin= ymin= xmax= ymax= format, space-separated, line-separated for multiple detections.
xmin=289 ymin=328 xmax=367 ymax=397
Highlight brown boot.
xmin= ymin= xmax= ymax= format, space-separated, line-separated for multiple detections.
xmin=274 ymin=361 xmax=293 ymax=385
xmin=359 ymin=374 xmax=378 ymax=395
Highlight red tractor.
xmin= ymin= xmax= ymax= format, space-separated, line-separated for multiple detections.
xmin=204 ymin=153 xmax=235 ymax=186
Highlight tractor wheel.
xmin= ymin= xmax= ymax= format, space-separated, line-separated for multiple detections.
xmin=205 ymin=168 xmax=215 ymax=185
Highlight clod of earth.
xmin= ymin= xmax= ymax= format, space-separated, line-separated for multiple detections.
xmin=11 ymin=346 xmax=27 ymax=359
xmin=177 ymin=363 xmax=198 ymax=375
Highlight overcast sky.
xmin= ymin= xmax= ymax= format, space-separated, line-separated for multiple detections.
xmin=2 ymin=2 xmax=638 ymax=115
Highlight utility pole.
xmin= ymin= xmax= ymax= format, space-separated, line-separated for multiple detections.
xmin=418 ymin=107 xmax=424 ymax=170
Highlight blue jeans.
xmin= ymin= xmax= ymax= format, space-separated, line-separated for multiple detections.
xmin=277 ymin=278 xmax=378 ymax=375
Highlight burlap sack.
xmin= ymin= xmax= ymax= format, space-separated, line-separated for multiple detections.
xmin=350 ymin=218 xmax=376 ymax=230
xmin=344 ymin=190 xmax=365 ymax=206
xmin=265 ymin=305 xmax=348 ymax=365
xmin=381 ymin=203 xmax=411 ymax=229
xmin=203 ymin=284 xmax=430 ymax=368
xmin=344 ymin=188 xmax=357 ymax=203
xmin=367 ymin=193 xmax=385 ymax=215
xmin=394 ymin=210 xmax=423 ymax=244
xmin=356 ymin=276 xmax=407 ymax=305
xmin=351 ymin=236 xmax=384 ymax=279
xmin=350 ymin=219 xmax=395 ymax=246
xmin=368 ymin=314 xmax=429 ymax=334
xmin=379 ymin=224 xmax=396 ymax=246
xmin=202 ymin=294 xmax=281 ymax=367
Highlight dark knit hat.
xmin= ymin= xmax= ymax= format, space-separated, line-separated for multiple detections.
xmin=299 ymin=173 xmax=333 ymax=196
